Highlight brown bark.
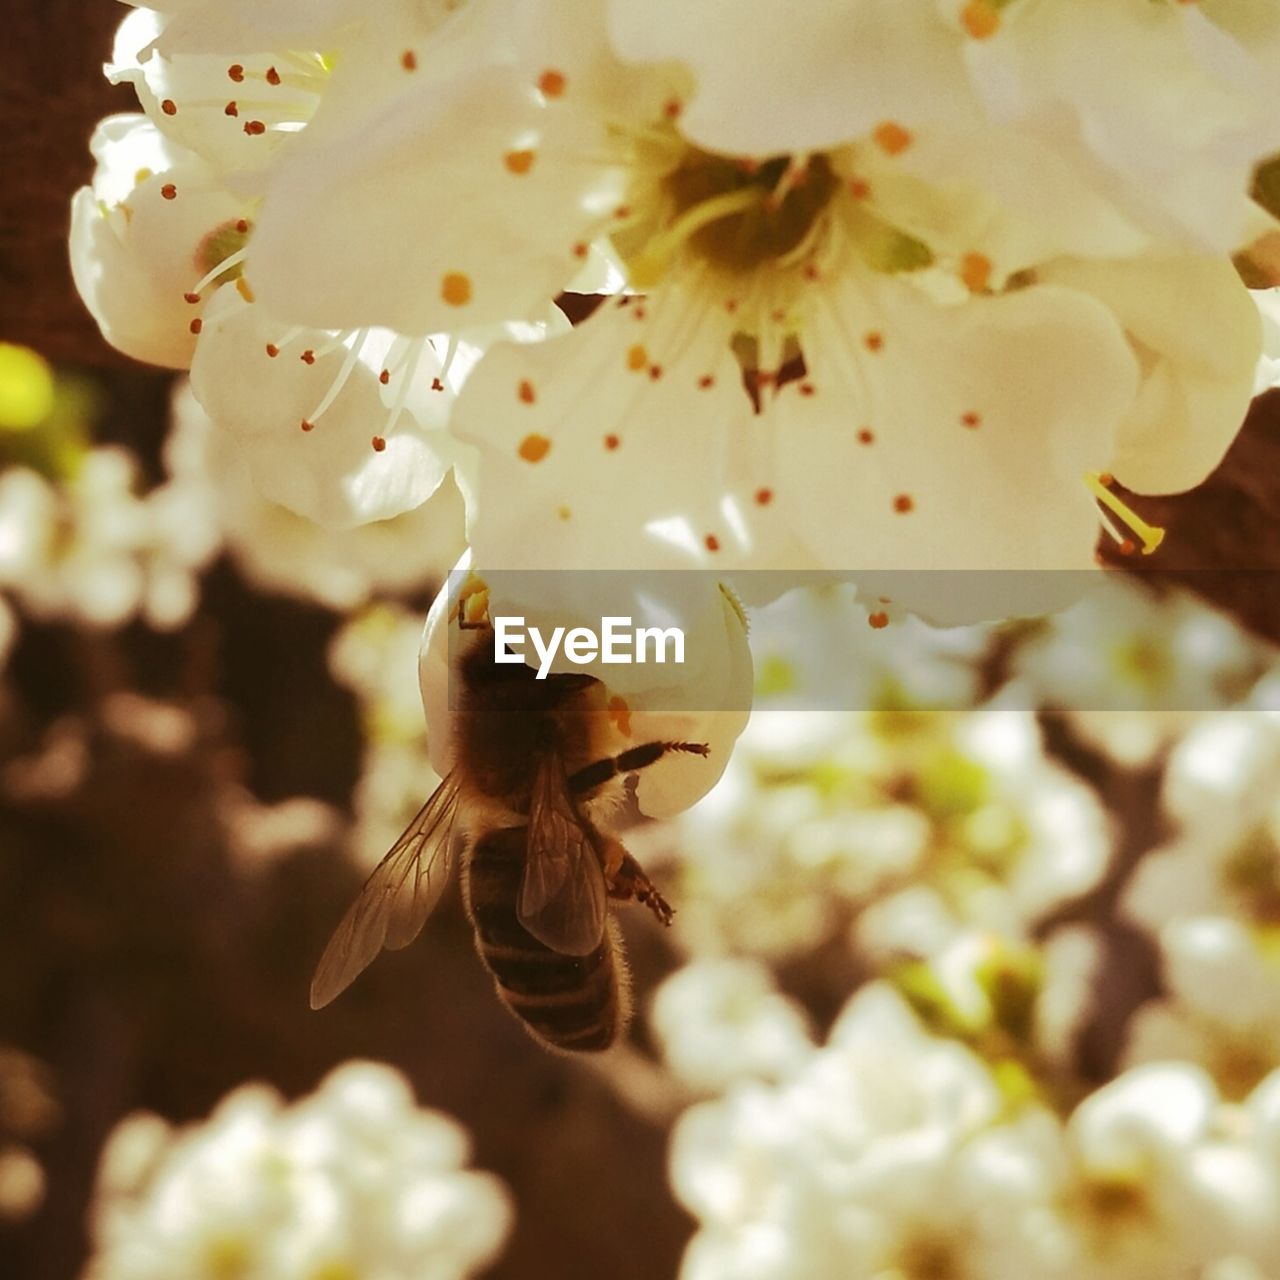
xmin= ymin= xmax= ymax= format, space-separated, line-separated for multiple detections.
xmin=0 ymin=0 xmax=134 ymax=365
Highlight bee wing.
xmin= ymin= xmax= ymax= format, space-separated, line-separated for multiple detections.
xmin=310 ymin=772 xmax=462 ymax=1010
xmin=518 ymin=753 xmax=607 ymax=957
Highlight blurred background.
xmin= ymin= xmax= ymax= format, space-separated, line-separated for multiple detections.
xmin=9 ymin=5 xmax=1280 ymax=1280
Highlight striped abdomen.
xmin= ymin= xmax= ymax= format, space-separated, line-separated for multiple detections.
xmin=464 ymin=826 xmax=628 ymax=1053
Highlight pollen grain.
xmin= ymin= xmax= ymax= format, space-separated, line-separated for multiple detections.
xmin=441 ymin=272 xmax=473 ymax=306
xmin=518 ymin=433 xmax=552 ymax=463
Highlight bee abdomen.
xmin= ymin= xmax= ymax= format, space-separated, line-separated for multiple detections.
xmin=465 ymin=827 xmax=627 ymax=1053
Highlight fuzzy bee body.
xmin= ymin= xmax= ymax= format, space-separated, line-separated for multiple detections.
xmin=310 ymin=633 xmax=700 ymax=1053
xmin=465 ymin=825 xmax=626 ymax=1052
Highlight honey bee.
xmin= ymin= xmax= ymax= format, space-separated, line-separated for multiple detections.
xmin=310 ymin=627 xmax=708 ymax=1052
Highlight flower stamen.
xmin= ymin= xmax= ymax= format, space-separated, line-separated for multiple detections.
xmin=381 ymin=337 xmax=429 ymax=438
xmin=1086 ymin=472 xmax=1164 ymax=555
xmin=187 ymin=246 xmax=249 ymax=298
xmin=629 ymin=186 xmax=766 ymax=287
xmin=301 ymin=329 xmax=370 ymax=429
xmin=763 ymin=153 xmax=812 ymax=213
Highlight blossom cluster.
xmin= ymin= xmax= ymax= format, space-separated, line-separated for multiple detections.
xmin=82 ymin=1062 xmax=511 ymax=1280
xmin=645 ymin=702 xmax=1111 ymax=961
xmin=634 ymin=581 xmax=1280 ymax=1280
xmin=1123 ymin=711 xmax=1280 ymax=1096
xmin=0 ymin=345 xmax=219 ymax=661
xmin=73 ymin=0 xmax=1280 ymax=636
xmin=668 ymin=979 xmax=1280 ymax=1280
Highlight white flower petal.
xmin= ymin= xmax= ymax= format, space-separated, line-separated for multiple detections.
xmin=764 ymin=270 xmax=1138 ymax=621
xmin=69 ymin=116 xmax=246 ymax=369
xmin=1039 ymin=255 xmax=1262 ymax=494
xmin=188 ymin=286 xmax=461 ymax=527
xmin=170 ymin=380 xmax=465 ymax=608
xmin=608 ymin=0 xmax=978 ymax=155
xmin=248 ymin=70 xmax=621 ymax=334
xmin=146 ymin=0 xmax=371 ymax=54
xmin=963 ymin=0 xmax=1280 ymax=251
xmin=247 ymin=0 xmax=641 ymax=334
xmin=1071 ymin=1062 xmax=1218 ymax=1162
xmin=108 ymin=7 xmax=317 ymax=174
xmin=856 ymin=124 xmax=1153 ymax=276
xmin=1253 ymin=287 xmax=1280 ymax=394
xmin=452 ymin=293 xmax=743 ymax=571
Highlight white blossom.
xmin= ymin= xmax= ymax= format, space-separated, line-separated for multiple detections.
xmin=650 ymin=958 xmax=814 ymax=1095
xmin=747 ymin=581 xmax=990 ymax=711
xmin=165 ymin=381 xmax=465 ymax=609
xmin=669 ymin=984 xmax=1056 ymax=1280
xmin=71 ymin=8 xmax=564 ymax=533
xmin=657 ymin=705 xmax=1110 ymax=961
xmin=0 ymin=445 xmax=219 ymax=633
xmin=83 ymin=1061 xmax=512 ymax=1280
xmin=1008 ymin=576 xmax=1268 ymax=765
xmin=79 ymin=0 xmax=1272 ymax=620
xmin=671 ymin=984 xmax=1280 ymax=1280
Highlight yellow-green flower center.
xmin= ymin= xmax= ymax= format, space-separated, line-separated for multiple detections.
xmin=196 ymin=218 xmax=253 ymax=285
xmin=621 ymin=147 xmax=841 ymax=287
xmin=663 ymin=150 xmax=839 ymax=272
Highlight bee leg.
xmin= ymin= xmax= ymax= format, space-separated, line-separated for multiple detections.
xmin=602 ymin=843 xmax=674 ymax=927
xmin=567 ymin=740 xmax=709 ymax=796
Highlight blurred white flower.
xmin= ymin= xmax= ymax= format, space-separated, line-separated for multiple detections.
xmin=1008 ymin=576 xmax=1268 ymax=766
xmin=1061 ymin=1063 xmax=1280 ymax=1278
xmin=856 ymin=709 xmax=1113 ymax=958
xmin=670 ymin=983 xmax=1062 ymax=1280
xmin=1035 ymin=925 xmax=1106 ymax=1074
xmin=888 ymin=926 xmax=1103 ymax=1093
xmin=1122 ymin=721 xmax=1280 ymax=1100
xmin=658 ymin=705 xmax=1111 ymax=962
xmin=1128 ymin=743 xmax=1280 ymax=937
xmin=1123 ymin=887 xmax=1280 ymax=1100
xmin=219 ymin=791 xmax=344 ymax=875
xmin=0 ymin=348 xmax=219 ymax=638
xmin=671 ymin=985 xmax=1280 ymax=1280
xmin=649 ymin=958 xmax=814 ymax=1095
xmin=747 ymin=581 xmax=990 ymax=711
xmin=0 ymin=1146 xmax=45 ymax=1223
xmin=0 ymin=445 xmax=219 ymax=633
xmin=1159 ymin=711 xmax=1280 ymax=839
xmin=331 ymin=603 xmax=433 ymax=738
xmin=83 ymin=1061 xmax=512 ymax=1280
